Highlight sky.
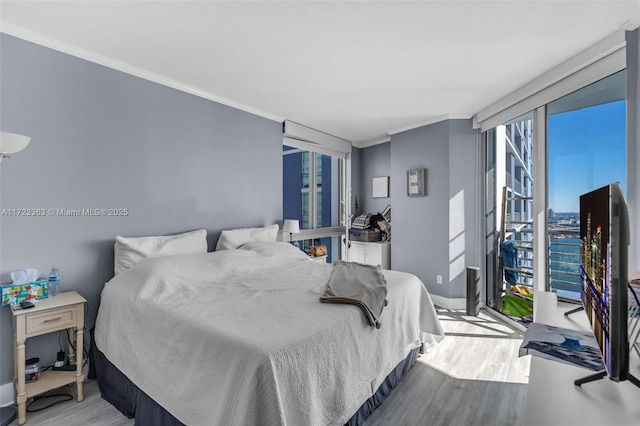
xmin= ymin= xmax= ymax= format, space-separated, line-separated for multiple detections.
xmin=547 ymin=99 xmax=626 ymax=213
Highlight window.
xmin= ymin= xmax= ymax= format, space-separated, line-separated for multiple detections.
xmin=547 ymin=70 xmax=627 ymax=300
xmin=484 ymin=70 xmax=627 ymax=323
xmin=283 ymin=145 xmax=343 ymax=261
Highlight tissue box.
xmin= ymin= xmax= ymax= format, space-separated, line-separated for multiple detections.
xmin=309 ymin=245 xmax=328 ymax=257
xmin=1 ymin=280 xmax=49 ymax=306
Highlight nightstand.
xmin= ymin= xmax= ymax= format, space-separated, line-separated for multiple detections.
xmin=11 ymin=291 xmax=86 ymax=425
xmin=310 ymin=255 xmax=328 ymax=263
xmin=348 ymin=241 xmax=391 ymax=269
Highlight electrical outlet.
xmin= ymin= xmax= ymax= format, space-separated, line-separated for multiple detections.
xmin=437 ymin=275 xmax=443 ymax=284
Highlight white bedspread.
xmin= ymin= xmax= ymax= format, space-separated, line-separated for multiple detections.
xmin=94 ymin=242 xmax=444 ymax=426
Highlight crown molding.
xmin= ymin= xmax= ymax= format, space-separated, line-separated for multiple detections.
xmin=0 ymin=22 xmax=284 ymax=123
xmin=352 ymin=136 xmax=391 ymax=149
xmin=388 ymin=114 xmax=474 ymax=136
xmin=352 ymin=114 xmax=474 ymax=149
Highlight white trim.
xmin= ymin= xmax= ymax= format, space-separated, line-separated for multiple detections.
xmin=532 ymin=106 xmax=548 ymax=294
xmin=309 ymin=153 xmax=318 ymax=229
xmin=482 ymin=307 xmax=527 ymax=333
xmin=474 ymin=29 xmax=626 ymax=131
xmin=0 ymin=23 xmax=283 ymax=123
xmin=429 ymin=295 xmax=468 ymax=311
xmin=282 ymin=147 xmax=304 ymax=156
xmin=283 ymin=121 xmax=351 ymax=155
xmin=352 ymin=136 xmax=391 ymax=149
xmin=352 ymin=113 xmax=473 ymax=149
xmin=278 ymin=226 xmax=347 ymax=242
xmin=389 ymin=114 xmax=473 ymax=136
xmin=0 ymin=382 xmax=14 ymax=407
xmin=283 ymin=137 xmax=345 ymax=159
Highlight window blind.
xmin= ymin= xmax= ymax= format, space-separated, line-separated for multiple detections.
xmin=283 ymin=120 xmax=351 ymax=158
xmin=474 ymin=29 xmax=627 ymax=132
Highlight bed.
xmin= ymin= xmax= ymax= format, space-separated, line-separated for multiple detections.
xmin=92 ymin=240 xmax=444 ymax=425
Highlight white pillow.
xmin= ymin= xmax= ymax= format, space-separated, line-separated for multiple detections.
xmin=114 ymin=229 xmax=208 ymax=275
xmin=215 ymin=224 xmax=279 ymax=251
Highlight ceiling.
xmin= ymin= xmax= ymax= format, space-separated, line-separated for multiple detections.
xmin=1 ymin=1 xmax=639 ymax=147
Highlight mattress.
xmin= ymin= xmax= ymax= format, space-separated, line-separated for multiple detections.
xmin=94 ymin=242 xmax=444 ymax=425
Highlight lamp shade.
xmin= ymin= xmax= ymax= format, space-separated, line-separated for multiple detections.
xmin=0 ymin=131 xmax=31 ymax=156
xmin=282 ymin=219 xmax=300 ymax=234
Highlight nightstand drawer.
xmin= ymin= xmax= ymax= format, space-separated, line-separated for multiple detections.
xmin=26 ymin=308 xmax=76 ymax=334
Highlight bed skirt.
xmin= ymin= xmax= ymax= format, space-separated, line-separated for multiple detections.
xmin=90 ymin=328 xmax=419 ymax=426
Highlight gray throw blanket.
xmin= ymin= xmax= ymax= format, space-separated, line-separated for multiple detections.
xmin=320 ymin=260 xmax=388 ymax=328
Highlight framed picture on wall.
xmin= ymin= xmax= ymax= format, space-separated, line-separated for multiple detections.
xmin=407 ymin=168 xmax=426 ymax=196
xmin=372 ymin=176 xmax=390 ymax=198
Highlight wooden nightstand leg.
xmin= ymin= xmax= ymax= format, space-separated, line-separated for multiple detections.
xmin=13 ymin=329 xmax=17 ymax=397
xmin=16 ymin=339 xmax=26 ymax=425
xmin=66 ymin=327 xmax=75 ymax=364
xmin=75 ymin=326 xmax=84 ymax=402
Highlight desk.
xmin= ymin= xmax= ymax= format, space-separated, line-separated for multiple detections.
xmin=524 ymin=292 xmax=640 ymax=426
xmin=12 ymin=291 xmax=86 ymax=425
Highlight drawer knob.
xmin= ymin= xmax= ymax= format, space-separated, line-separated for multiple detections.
xmin=43 ymin=317 xmax=62 ymax=323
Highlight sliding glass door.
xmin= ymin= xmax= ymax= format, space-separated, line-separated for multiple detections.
xmin=485 ymin=114 xmax=535 ymax=322
xmin=547 ymin=70 xmax=627 ymax=300
xmin=485 ymin=70 xmax=627 ymax=323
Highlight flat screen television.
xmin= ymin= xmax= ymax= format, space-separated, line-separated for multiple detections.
xmin=579 ymin=182 xmax=637 ymax=386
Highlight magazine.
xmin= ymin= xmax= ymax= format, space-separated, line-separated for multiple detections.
xmin=519 ymin=322 xmax=605 ymax=371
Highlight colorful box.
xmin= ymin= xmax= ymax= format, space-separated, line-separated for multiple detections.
xmin=310 ymin=245 xmax=328 ymax=257
xmin=1 ymin=280 xmax=49 ymax=306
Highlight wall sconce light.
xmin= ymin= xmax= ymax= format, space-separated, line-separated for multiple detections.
xmin=0 ymin=131 xmax=31 ymax=163
xmin=282 ymin=219 xmax=300 ymax=244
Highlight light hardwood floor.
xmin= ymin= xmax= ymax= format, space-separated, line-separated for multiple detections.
xmin=365 ymin=308 xmax=530 ymax=426
xmin=9 ymin=309 xmax=530 ymax=426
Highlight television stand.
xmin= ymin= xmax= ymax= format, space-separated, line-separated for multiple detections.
xmin=566 ymin=300 xmax=640 ymax=388
xmin=563 ymin=305 xmax=584 ymax=317
xmin=566 ymin=282 xmax=640 ymax=388
xmin=575 ymin=370 xmax=640 ymax=388
xmin=524 ymin=292 xmax=640 ymax=426
xmin=574 ymin=370 xmax=607 ymax=386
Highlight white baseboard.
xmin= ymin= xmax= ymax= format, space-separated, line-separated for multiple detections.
xmin=430 ymin=295 xmax=487 ymax=311
xmin=430 ymin=295 xmax=468 ymax=310
xmin=0 ymin=382 xmax=14 ymax=407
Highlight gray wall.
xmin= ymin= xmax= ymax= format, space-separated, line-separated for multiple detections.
xmin=352 ymin=120 xmax=481 ymax=299
xmin=357 ymin=142 xmax=391 ymax=215
xmin=0 ymin=35 xmax=283 ymax=384
xmin=390 ymin=121 xmax=450 ymax=297
xmin=447 ymin=120 xmax=481 ymax=299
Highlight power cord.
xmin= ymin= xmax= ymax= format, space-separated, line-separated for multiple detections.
xmin=64 ymin=325 xmax=89 ymax=365
xmin=26 ymin=387 xmax=73 ymax=413
xmin=57 ymin=299 xmax=90 ymax=366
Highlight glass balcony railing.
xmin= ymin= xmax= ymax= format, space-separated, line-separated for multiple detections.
xmin=548 ymin=229 xmax=581 ymax=301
